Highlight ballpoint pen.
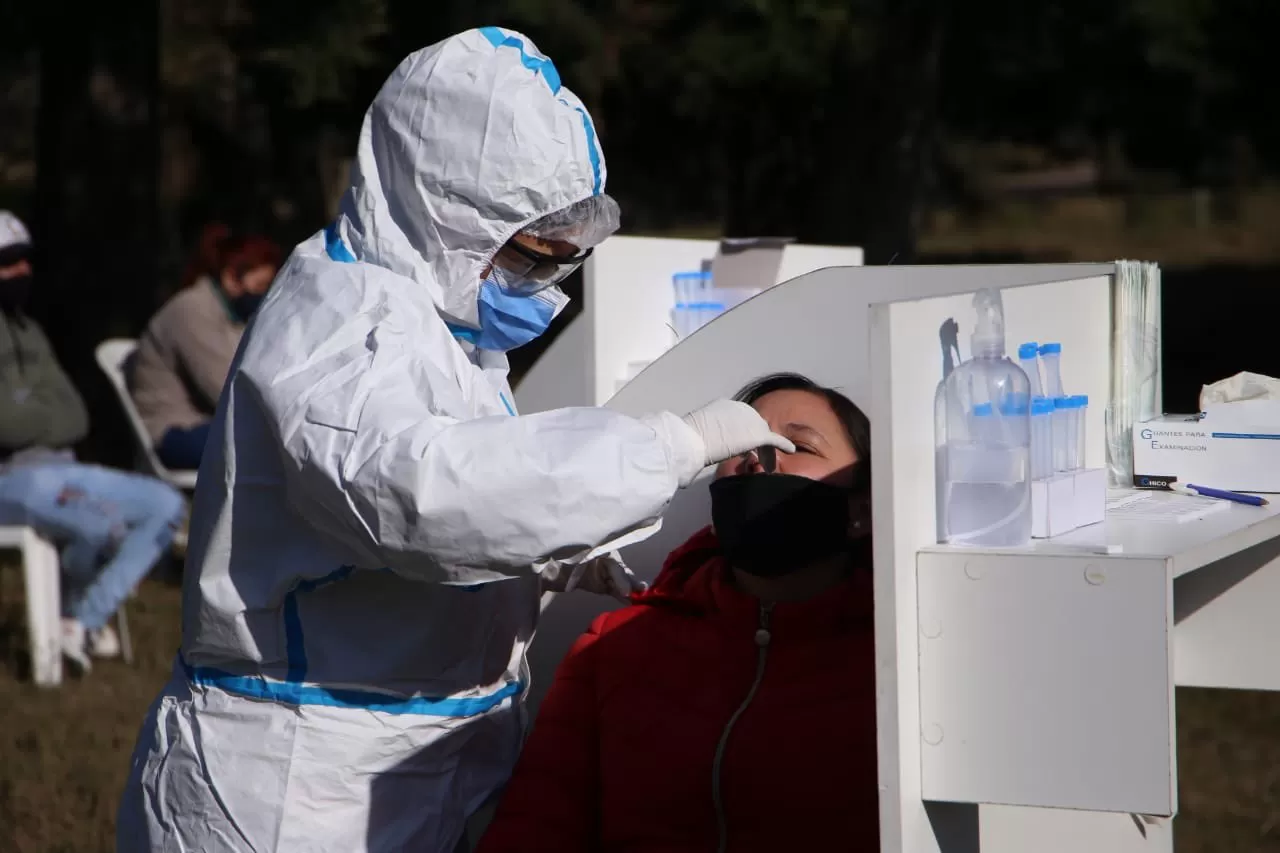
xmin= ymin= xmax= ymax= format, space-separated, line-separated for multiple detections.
xmin=1175 ymin=483 xmax=1269 ymax=507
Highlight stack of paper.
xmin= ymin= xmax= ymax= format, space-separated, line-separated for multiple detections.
xmin=1105 ymin=489 xmax=1228 ymax=524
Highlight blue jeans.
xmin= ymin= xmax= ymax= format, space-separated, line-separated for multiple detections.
xmin=157 ymin=422 xmax=212 ymax=470
xmin=0 ymin=463 xmax=185 ymax=630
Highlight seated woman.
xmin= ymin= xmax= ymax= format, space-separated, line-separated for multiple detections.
xmin=130 ymin=224 xmax=281 ymax=470
xmin=476 ymin=372 xmax=877 ymax=853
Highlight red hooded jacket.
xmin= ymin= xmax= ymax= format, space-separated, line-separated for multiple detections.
xmin=476 ymin=528 xmax=879 ymax=852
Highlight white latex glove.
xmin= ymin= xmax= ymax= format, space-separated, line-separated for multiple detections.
xmin=638 ymin=399 xmax=795 ymax=487
xmin=541 ymin=552 xmax=647 ymax=602
xmin=676 ymin=399 xmax=794 ymax=485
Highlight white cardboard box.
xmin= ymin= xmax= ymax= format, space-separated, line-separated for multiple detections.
xmin=1073 ymin=467 xmax=1107 ymax=529
xmin=1133 ymin=403 xmax=1280 ymax=493
xmin=1032 ymin=474 xmax=1075 ymax=539
xmin=1031 ymin=468 xmax=1106 ymax=539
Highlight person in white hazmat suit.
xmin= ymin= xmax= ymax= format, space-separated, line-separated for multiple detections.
xmin=116 ymin=27 xmax=794 ymax=853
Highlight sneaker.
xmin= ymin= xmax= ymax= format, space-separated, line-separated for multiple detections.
xmin=171 ymin=509 xmax=190 ymax=560
xmin=88 ymin=624 xmax=121 ymax=659
xmin=171 ymin=526 xmax=188 ymax=560
xmin=60 ymin=618 xmax=92 ymax=673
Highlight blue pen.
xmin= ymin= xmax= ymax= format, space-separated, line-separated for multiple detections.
xmin=1177 ymin=483 xmax=1270 ymax=507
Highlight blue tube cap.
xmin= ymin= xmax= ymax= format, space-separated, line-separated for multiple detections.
xmin=973 ymin=402 xmax=994 ymax=417
xmin=1031 ymin=397 xmax=1055 ymax=416
xmin=1018 ymin=343 xmax=1040 ymax=360
xmin=1053 ymin=396 xmax=1072 ymax=409
xmin=1072 ymin=394 xmax=1089 ymax=407
xmin=1039 ymin=342 xmax=1062 ymax=355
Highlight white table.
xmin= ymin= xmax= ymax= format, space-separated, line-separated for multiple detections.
xmin=916 ymin=497 xmax=1280 ymax=851
xmin=978 ymin=496 xmax=1280 ymax=577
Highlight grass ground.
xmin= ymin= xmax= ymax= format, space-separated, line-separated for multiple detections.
xmin=919 ymin=188 xmax=1280 ymax=266
xmin=1 ymin=567 xmax=182 ymax=853
xmin=5 ymin=564 xmax=1280 ymax=851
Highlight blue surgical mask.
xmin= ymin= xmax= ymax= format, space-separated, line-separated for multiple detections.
xmin=465 ymin=266 xmax=569 ymax=352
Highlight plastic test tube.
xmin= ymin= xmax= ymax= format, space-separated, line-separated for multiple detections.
xmin=1039 ymin=343 xmax=1064 ymax=399
xmin=997 ymin=397 xmax=1029 ymax=444
xmin=691 ymin=271 xmax=709 ymax=333
xmin=704 ymin=272 xmax=721 ymax=330
xmin=689 ymin=271 xmax=701 ymax=332
xmin=1071 ymin=394 xmax=1088 ymax=470
xmin=669 ymin=272 xmax=685 ymax=337
xmin=1018 ymin=343 xmax=1043 ymax=398
xmin=1052 ymin=396 xmax=1072 ymax=471
xmin=1030 ymin=397 xmax=1054 ymax=480
xmin=1062 ymin=398 xmax=1080 ymax=471
xmin=702 ymin=301 xmax=726 ymax=331
xmin=671 ymin=272 xmax=699 ymax=338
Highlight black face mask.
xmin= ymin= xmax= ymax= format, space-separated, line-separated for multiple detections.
xmin=0 ymin=273 xmax=32 ymax=317
xmin=228 ymin=291 xmax=265 ymax=323
xmin=710 ymin=473 xmax=853 ymax=578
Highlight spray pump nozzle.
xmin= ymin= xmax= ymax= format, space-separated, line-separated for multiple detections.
xmin=970 ymin=288 xmax=1007 ymax=359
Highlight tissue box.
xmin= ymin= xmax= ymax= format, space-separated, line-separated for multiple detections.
xmin=1031 ymin=468 xmax=1106 ymax=539
xmin=1133 ymin=404 xmax=1280 ymax=493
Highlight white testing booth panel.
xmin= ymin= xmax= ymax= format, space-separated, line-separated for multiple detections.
xmin=513 ymin=235 xmax=865 ymax=413
xmin=526 ymin=262 xmax=1280 ymax=852
xmin=529 ymin=263 xmax=1233 ymax=853
xmin=878 ymin=280 xmax=1175 ymax=818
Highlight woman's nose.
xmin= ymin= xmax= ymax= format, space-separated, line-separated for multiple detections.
xmin=741 ymin=446 xmax=777 ymax=474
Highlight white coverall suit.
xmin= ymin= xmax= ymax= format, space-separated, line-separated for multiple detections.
xmin=116 ymin=27 xmax=789 ymax=853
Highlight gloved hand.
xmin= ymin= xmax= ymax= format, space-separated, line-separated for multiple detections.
xmin=541 ymin=552 xmax=647 ymax=602
xmin=679 ymin=399 xmax=795 ymax=483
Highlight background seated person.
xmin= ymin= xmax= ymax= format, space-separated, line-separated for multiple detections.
xmin=476 ymin=372 xmax=878 ymax=853
xmin=0 ymin=210 xmax=187 ymax=670
xmin=130 ymin=224 xmax=281 ymax=470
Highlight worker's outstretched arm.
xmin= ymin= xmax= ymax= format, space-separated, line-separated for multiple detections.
xmin=237 ymin=259 xmax=708 ymax=584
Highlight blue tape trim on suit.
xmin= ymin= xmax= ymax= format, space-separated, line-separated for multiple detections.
xmin=476 ymin=27 xmax=597 ymax=192
xmin=324 ymin=224 xmax=493 ymax=355
xmin=184 ymin=657 xmax=522 ymax=717
xmin=213 ymin=555 xmax=500 ymax=710
xmin=479 ymin=27 xmax=562 ymax=93
xmin=573 ymin=106 xmax=603 ymax=195
xmin=283 ymin=566 xmax=354 ymax=682
xmin=191 ymin=564 xmax=514 ymax=714
xmin=324 ymin=222 xmax=356 ymax=262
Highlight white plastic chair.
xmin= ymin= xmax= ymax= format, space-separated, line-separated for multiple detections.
xmin=94 ymin=339 xmax=199 ymax=491
xmin=0 ymin=525 xmax=63 ymax=686
xmin=95 ymin=338 xmax=193 ymax=618
xmin=0 ymin=524 xmax=137 ymax=684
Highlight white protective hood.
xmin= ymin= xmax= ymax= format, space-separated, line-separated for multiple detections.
xmin=336 ymin=26 xmax=605 ymax=329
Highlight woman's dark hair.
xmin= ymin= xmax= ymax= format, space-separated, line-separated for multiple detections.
xmin=734 ymin=372 xmax=871 ymax=494
xmin=735 ymin=372 xmax=873 ymax=569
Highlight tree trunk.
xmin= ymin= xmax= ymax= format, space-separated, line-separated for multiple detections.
xmin=35 ymin=1 xmax=160 ymax=466
xmin=816 ymin=0 xmax=948 ymax=261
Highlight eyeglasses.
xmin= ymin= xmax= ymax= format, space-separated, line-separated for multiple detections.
xmin=494 ymin=240 xmax=593 ymax=292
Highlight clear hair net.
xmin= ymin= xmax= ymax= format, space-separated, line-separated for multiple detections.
xmin=521 ymin=194 xmax=621 ymax=249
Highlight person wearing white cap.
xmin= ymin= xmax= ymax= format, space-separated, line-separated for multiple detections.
xmin=116 ymin=27 xmax=793 ymax=853
xmin=0 ymin=211 xmax=186 ymax=671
